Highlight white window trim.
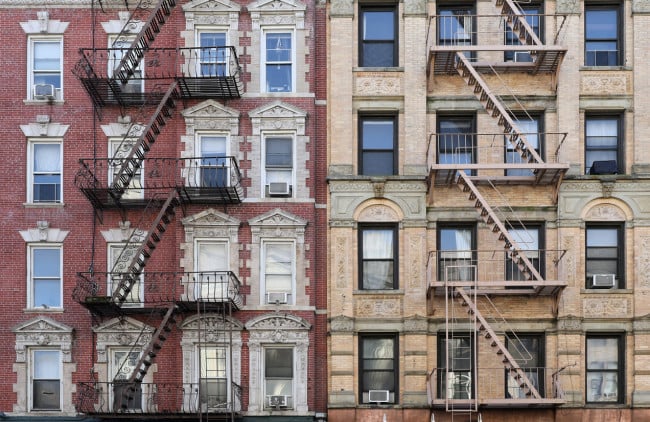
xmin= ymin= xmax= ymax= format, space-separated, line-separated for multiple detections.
xmin=196 ymin=344 xmax=232 ymax=410
xmin=27 ymin=243 xmax=63 ymax=310
xmin=261 ymin=132 xmax=296 ymax=198
xmin=30 ymin=348 xmax=62 ymax=411
xmin=27 ymin=36 xmax=63 ymax=101
xmin=27 ymin=138 xmax=63 ymax=204
xmin=262 ymin=345 xmax=295 ymax=410
xmin=261 ymin=28 xmax=296 ymax=94
xmin=195 ymin=132 xmax=230 ymax=187
xmin=195 ymin=27 xmax=229 ymax=76
xmin=261 ymin=239 xmax=296 ymax=305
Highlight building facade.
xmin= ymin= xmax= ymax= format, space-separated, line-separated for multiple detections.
xmin=0 ymin=0 xmax=327 ymax=421
xmin=327 ymin=0 xmax=650 ymax=421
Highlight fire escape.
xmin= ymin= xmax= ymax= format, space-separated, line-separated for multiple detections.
xmin=72 ymin=0 xmax=243 ymax=419
xmin=425 ymin=0 xmax=569 ymax=411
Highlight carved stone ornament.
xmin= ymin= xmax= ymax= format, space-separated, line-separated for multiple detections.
xmin=249 ymin=208 xmax=307 ymax=243
xmin=248 ymin=101 xmax=307 ymax=135
xmin=20 ymin=11 xmax=69 ymax=34
xmin=13 ymin=317 xmax=74 ymax=363
xmin=355 ymin=74 xmax=402 ymax=96
xmin=584 ymin=203 xmax=626 ymax=221
xmin=556 ymin=0 xmax=581 ymax=14
xmin=182 ymin=208 xmax=241 ymax=231
xmin=329 ymin=0 xmax=354 ymax=17
xmin=248 ymin=0 xmax=306 ymax=29
xmin=357 ymin=204 xmax=399 ymax=222
xmin=356 ymin=299 xmax=401 ymax=317
xmin=557 ymin=316 xmax=582 ymax=331
xmin=641 ymin=236 xmax=650 ymax=288
xmin=20 ymin=221 xmax=69 ymax=242
xmin=182 ymin=100 xmax=240 ymax=134
xmin=20 ymin=121 xmax=69 ymax=138
xmin=94 ymin=317 xmax=154 ymax=363
xmin=183 ymin=0 xmax=242 ymax=13
xmin=330 ymin=315 xmax=354 ymax=332
xmin=583 ymin=298 xmax=630 ymax=318
xmin=633 ymin=0 xmax=650 ymax=13
xmin=581 ymin=74 xmax=631 ymax=96
xmin=403 ymin=315 xmax=428 ymax=333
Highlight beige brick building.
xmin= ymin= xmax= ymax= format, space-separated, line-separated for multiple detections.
xmin=326 ymin=0 xmax=650 ymax=421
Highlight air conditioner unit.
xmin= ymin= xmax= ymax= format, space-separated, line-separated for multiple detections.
xmin=590 ymin=160 xmax=618 ymax=175
xmin=267 ymin=395 xmax=288 ymax=407
xmin=268 ymin=182 xmax=290 ymax=196
xmin=591 ymin=273 xmax=616 ymax=288
xmin=266 ymin=291 xmax=289 ymax=304
xmin=368 ymin=390 xmax=390 ymax=403
xmin=33 ymin=84 xmax=55 ymax=99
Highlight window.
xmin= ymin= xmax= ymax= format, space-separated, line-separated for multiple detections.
xmin=504 ymin=4 xmax=541 ymax=62
xmin=264 ymin=136 xmax=294 ymax=197
xmin=110 ymin=349 xmax=142 ymax=411
xmin=29 ymin=141 xmax=62 ymax=203
xmin=437 ymin=333 xmax=475 ymax=399
xmin=198 ymin=31 xmax=228 ymax=76
xmin=585 ymin=115 xmax=621 ymax=175
xmin=196 ymin=241 xmax=229 ymax=300
xmin=29 ymin=245 xmax=62 ymax=309
xmin=506 ymin=225 xmax=544 ymax=285
xmin=31 ymin=349 xmax=61 ymax=410
xmin=199 ymin=135 xmax=228 ymax=188
xmin=109 ymin=36 xmax=143 ymax=93
xmin=505 ymin=334 xmax=544 ymax=398
xmin=109 ymin=138 xmax=143 ymax=199
xmin=586 ymin=334 xmax=623 ymax=403
xmin=200 ymin=346 xmax=229 ymax=409
xmin=359 ymin=115 xmax=397 ymax=176
xmin=437 ymin=5 xmax=475 ymax=59
xmin=263 ymin=30 xmax=293 ymax=92
xmin=585 ymin=5 xmax=621 ymax=66
xmin=108 ymin=243 xmax=143 ymax=304
xmin=359 ymin=225 xmax=397 ymax=290
xmin=586 ymin=224 xmax=623 ymax=288
xmin=359 ymin=5 xmax=397 ymax=67
xmin=506 ymin=116 xmax=542 ymax=176
xmin=438 ymin=225 xmax=475 ymax=282
xmin=360 ymin=335 xmax=397 ymax=404
xmin=437 ymin=115 xmax=475 ymax=174
xmin=262 ymin=241 xmax=294 ymax=304
xmin=29 ymin=38 xmax=62 ymax=100
xmin=264 ymin=347 xmax=294 ymax=409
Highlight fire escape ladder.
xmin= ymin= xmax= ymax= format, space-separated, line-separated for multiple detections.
xmin=456 ymin=171 xmax=544 ymax=283
xmin=120 ymin=303 xmax=179 ymax=408
xmin=497 ymin=0 xmax=543 ymax=48
xmin=111 ymin=189 xmax=180 ymax=305
xmin=109 ymin=82 xmax=180 ymax=202
xmin=455 ymin=288 xmax=542 ymax=399
xmin=454 ymin=53 xmax=544 ymax=171
xmin=113 ymin=0 xmax=177 ymax=84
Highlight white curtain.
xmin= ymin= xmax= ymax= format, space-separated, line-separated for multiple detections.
xmin=34 ymin=144 xmax=60 ymax=172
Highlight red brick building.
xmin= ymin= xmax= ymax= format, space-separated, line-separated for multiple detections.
xmin=0 ymin=0 xmax=327 ymax=421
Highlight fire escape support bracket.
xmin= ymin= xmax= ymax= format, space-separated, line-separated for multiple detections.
xmin=455 ymin=288 xmax=542 ymax=400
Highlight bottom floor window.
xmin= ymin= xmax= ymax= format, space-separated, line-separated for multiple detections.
xmin=200 ymin=346 xmax=228 ymax=409
xmin=360 ymin=335 xmax=397 ymax=403
xmin=586 ymin=334 xmax=623 ymax=403
xmin=32 ymin=349 xmax=61 ymax=410
xmin=111 ymin=349 xmax=142 ymax=411
xmin=265 ymin=347 xmax=294 ymax=409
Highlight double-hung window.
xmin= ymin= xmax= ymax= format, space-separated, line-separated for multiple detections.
xmin=504 ymin=4 xmax=541 ymax=62
xmin=111 ymin=349 xmax=142 ymax=411
xmin=506 ymin=116 xmax=542 ymax=176
xmin=585 ymin=5 xmax=621 ymax=66
xmin=264 ymin=347 xmax=294 ymax=409
xmin=264 ymin=136 xmax=294 ymax=197
xmin=31 ymin=349 xmax=61 ymax=410
xmin=586 ymin=334 xmax=623 ymax=403
xmin=360 ymin=335 xmax=397 ymax=404
xmin=263 ymin=30 xmax=293 ymax=92
xmin=200 ymin=346 xmax=229 ymax=409
xmin=195 ymin=240 xmax=229 ymax=301
xmin=359 ymin=225 xmax=397 ymax=290
xmin=29 ymin=245 xmax=62 ymax=309
xmin=438 ymin=226 xmax=474 ymax=282
xmin=109 ymin=138 xmax=144 ymax=199
xmin=262 ymin=241 xmax=294 ymax=304
xmin=585 ymin=114 xmax=621 ymax=175
xmin=437 ymin=5 xmax=475 ymax=59
xmin=109 ymin=36 xmax=143 ymax=93
xmin=108 ymin=243 xmax=143 ymax=304
xmin=29 ymin=38 xmax=62 ymax=100
xmin=505 ymin=334 xmax=544 ymax=398
xmin=198 ymin=135 xmax=228 ymax=188
xmin=29 ymin=141 xmax=62 ymax=203
xmin=437 ymin=333 xmax=474 ymax=400
xmin=437 ymin=116 xmax=475 ymax=175
xmin=359 ymin=115 xmax=397 ymax=176
xmin=359 ymin=5 xmax=397 ymax=67
xmin=506 ymin=225 xmax=543 ymax=284
xmin=198 ymin=31 xmax=228 ymax=76
xmin=586 ymin=224 xmax=623 ymax=288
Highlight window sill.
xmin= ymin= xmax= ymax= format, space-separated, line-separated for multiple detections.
xmin=354 ymin=289 xmax=404 ymax=295
xmin=580 ymin=65 xmax=632 ymax=72
xmin=23 ymin=99 xmax=65 ymax=105
xmin=24 ymin=202 xmax=65 ymax=208
xmin=581 ymin=288 xmax=632 ymax=294
xmin=354 ymin=67 xmax=404 ymax=72
xmin=24 ymin=307 xmax=64 ymax=313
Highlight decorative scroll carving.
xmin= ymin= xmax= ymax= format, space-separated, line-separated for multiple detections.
xmin=581 ymin=74 xmax=631 ymax=96
xmin=356 ymin=298 xmax=401 ymax=317
xmin=584 ymin=203 xmax=626 ymax=221
xmin=357 ymin=204 xmax=399 ymax=222
xmin=641 ymin=236 xmax=650 ymax=288
xmin=355 ymin=74 xmax=402 ymax=96
xmin=583 ymin=298 xmax=629 ymax=318
xmin=335 ymin=236 xmax=350 ymax=289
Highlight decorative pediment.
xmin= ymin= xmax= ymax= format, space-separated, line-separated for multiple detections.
xmin=182 ymin=208 xmax=241 ymax=227
xmin=20 ymin=119 xmax=69 ymax=138
xmin=94 ymin=317 xmax=152 ymax=334
xmin=20 ymin=220 xmax=69 ymax=242
xmin=246 ymin=313 xmax=311 ymax=331
xmin=248 ymin=208 xmax=307 ymax=228
xmin=248 ymin=101 xmax=307 ymax=135
xmin=248 ymin=0 xmax=306 ymax=14
xmin=13 ymin=316 xmax=73 ymax=335
xmin=183 ymin=0 xmax=241 ymax=13
xmin=94 ymin=317 xmax=154 ymax=363
xmin=13 ymin=317 xmax=74 ymax=363
xmin=20 ymin=11 xmax=69 ymax=34
xmin=180 ymin=314 xmax=244 ymax=331
xmin=182 ymin=100 xmax=240 ymax=133
xmin=101 ymin=221 xmax=143 ymax=243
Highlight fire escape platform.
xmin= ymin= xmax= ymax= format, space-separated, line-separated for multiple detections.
xmin=429 ymin=398 xmax=565 ymax=409
xmin=430 ymin=163 xmax=569 ymax=187
xmin=427 ymin=280 xmax=566 ymax=297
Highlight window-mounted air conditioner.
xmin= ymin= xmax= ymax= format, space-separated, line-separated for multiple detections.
xmin=33 ymin=84 xmax=55 ymax=99
xmin=591 ymin=273 xmax=616 ymax=288
xmin=268 ymin=182 xmax=290 ymax=196
xmin=266 ymin=291 xmax=289 ymax=304
xmin=368 ymin=389 xmax=390 ymax=403
xmin=267 ymin=394 xmax=289 ymax=407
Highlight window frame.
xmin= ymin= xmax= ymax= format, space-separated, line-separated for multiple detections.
xmin=585 ymin=113 xmax=623 ymax=175
xmin=262 ymin=133 xmax=295 ymax=197
xmin=358 ymin=224 xmax=398 ymax=290
xmin=109 ymin=348 xmax=143 ymax=411
xmin=359 ymin=334 xmax=398 ymax=404
xmin=437 ymin=223 xmax=476 ymax=283
xmin=108 ymin=35 xmax=144 ymax=93
xmin=504 ymin=3 xmax=543 ymax=62
xmin=261 ymin=28 xmax=295 ymax=93
xmin=585 ymin=223 xmax=624 ymax=289
xmin=194 ymin=239 xmax=230 ymax=301
xmin=505 ymin=223 xmax=545 ymax=286
xmin=108 ymin=243 xmax=144 ymax=305
xmin=109 ymin=137 xmax=144 ymax=200
xmin=196 ymin=28 xmax=229 ymax=77
xmin=261 ymin=239 xmax=296 ymax=304
xmin=28 ymin=36 xmax=63 ymax=101
xmin=505 ymin=114 xmax=544 ymax=176
xmin=196 ymin=133 xmax=230 ymax=189
xmin=263 ymin=346 xmax=295 ymax=410
xmin=358 ymin=4 xmax=398 ymax=67
xmin=437 ymin=332 xmax=475 ymax=400
xmin=28 ymin=139 xmax=62 ymax=204
xmin=437 ymin=114 xmax=476 ymax=175
xmin=586 ymin=333 xmax=624 ymax=404
xmin=505 ymin=333 xmax=545 ymax=398
xmin=28 ymin=244 xmax=63 ymax=309
xmin=30 ymin=348 xmax=62 ymax=411
xmin=584 ymin=3 xmax=622 ymax=67
xmin=358 ymin=114 xmax=398 ymax=176
xmin=437 ymin=4 xmax=476 ymax=60
xmin=197 ymin=345 xmax=231 ymax=410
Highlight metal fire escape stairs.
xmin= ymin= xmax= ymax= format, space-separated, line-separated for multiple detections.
xmin=439 ymin=0 xmax=557 ymax=406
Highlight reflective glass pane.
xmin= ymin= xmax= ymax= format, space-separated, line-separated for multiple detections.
xmin=586 ymin=10 xmax=618 ymax=39
xmin=33 ymin=248 xmax=60 ymax=277
xmin=363 ymin=11 xmax=394 ymax=40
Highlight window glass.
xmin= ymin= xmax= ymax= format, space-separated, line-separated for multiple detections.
xmin=199 ymin=32 xmax=227 ymax=76
xmin=360 ymin=336 xmax=396 ymax=403
xmin=32 ymin=40 xmax=61 ymax=88
xmin=200 ymin=346 xmax=228 ymax=408
xmin=111 ymin=350 xmax=142 ymax=410
xmin=200 ymin=135 xmax=228 ymax=187
xmin=32 ymin=247 xmax=61 ymax=308
xmin=265 ymin=348 xmax=293 ymax=408
xmin=586 ymin=336 xmax=621 ymax=402
xmin=585 ymin=7 xmax=620 ymax=66
xmin=506 ymin=335 xmax=544 ymax=398
xmin=265 ymin=137 xmax=293 ymax=194
xmin=586 ymin=226 xmax=621 ymax=287
xmin=505 ymin=5 xmax=541 ymax=62
xmin=360 ymin=7 xmax=396 ymax=67
xmin=438 ymin=117 xmax=474 ymax=173
xmin=437 ymin=335 xmax=474 ymax=399
xmin=196 ymin=241 xmax=228 ymax=300
xmin=33 ymin=350 xmax=60 ymax=410
xmin=439 ymin=227 xmax=473 ymax=282
xmin=360 ymin=117 xmax=396 ymax=176
xmin=264 ymin=242 xmax=293 ymax=294
xmin=506 ymin=227 xmax=541 ymax=283
xmin=265 ymin=32 xmax=292 ymax=92
xmin=506 ymin=117 xmax=540 ymax=176
xmin=32 ymin=142 xmax=61 ymax=203
xmin=586 ymin=117 xmax=619 ymax=174
xmin=360 ymin=226 xmax=396 ymax=290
